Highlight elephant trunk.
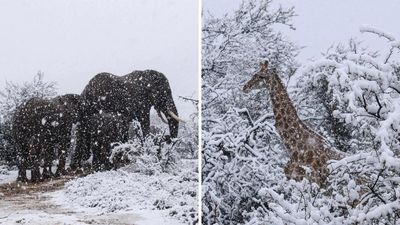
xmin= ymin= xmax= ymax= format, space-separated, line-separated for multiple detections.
xmin=157 ymin=110 xmax=169 ymax=124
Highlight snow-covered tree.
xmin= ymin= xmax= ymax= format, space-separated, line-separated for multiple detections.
xmin=203 ymin=0 xmax=400 ymax=222
xmin=202 ymin=0 xmax=298 ymax=223
xmin=202 ymin=0 xmax=298 ymax=122
xmin=0 ymin=72 xmax=57 ymax=165
xmin=0 ymin=71 xmax=57 ymax=121
xmin=284 ymin=26 xmax=400 ymax=224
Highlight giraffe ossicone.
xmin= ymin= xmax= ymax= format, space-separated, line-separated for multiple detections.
xmin=243 ymin=60 xmax=343 ymax=186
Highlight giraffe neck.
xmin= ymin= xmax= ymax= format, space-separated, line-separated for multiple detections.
xmin=268 ymin=73 xmax=306 ymax=153
xmin=269 ymin=73 xmax=302 ymax=123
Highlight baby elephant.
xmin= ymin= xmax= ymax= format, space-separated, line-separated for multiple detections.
xmin=89 ymin=112 xmax=129 ymax=171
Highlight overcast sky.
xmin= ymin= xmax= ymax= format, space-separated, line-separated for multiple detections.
xmin=0 ymin=0 xmax=198 ymax=117
xmin=203 ymin=0 xmax=400 ymax=63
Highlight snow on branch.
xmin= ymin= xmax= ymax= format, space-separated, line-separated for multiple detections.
xmin=360 ymin=25 xmax=396 ymax=42
xmin=360 ymin=25 xmax=400 ymax=64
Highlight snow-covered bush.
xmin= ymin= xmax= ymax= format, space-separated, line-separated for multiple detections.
xmin=61 ymin=159 xmax=198 ymax=224
xmin=0 ymin=165 xmax=9 ymax=175
xmin=110 ymin=121 xmax=180 ymax=175
xmin=176 ymin=96 xmax=198 ymax=159
xmin=176 ymin=113 xmax=198 ymax=159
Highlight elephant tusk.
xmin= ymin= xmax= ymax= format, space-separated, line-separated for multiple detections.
xmin=157 ymin=110 xmax=169 ymax=124
xmin=168 ymin=111 xmax=186 ymax=123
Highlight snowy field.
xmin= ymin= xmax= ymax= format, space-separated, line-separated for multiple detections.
xmin=0 ymin=160 xmax=198 ymax=225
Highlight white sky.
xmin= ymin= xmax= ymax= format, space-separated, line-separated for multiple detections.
xmin=203 ymin=0 xmax=400 ymax=63
xmin=0 ymin=0 xmax=198 ymax=117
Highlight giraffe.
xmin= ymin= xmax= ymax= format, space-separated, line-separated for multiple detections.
xmin=243 ymin=61 xmax=343 ymax=186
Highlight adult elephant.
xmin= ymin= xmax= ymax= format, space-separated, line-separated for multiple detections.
xmin=72 ymin=70 xmax=184 ymax=169
xmin=13 ymin=94 xmax=81 ymax=182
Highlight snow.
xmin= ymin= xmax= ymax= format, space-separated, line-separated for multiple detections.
xmin=0 ymin=211 xmax=89 ymax=225
xmin=0 ymin=160 xmax=197 ymax=225
xmin=360 ymin=25 xmax=396 ymax=42
xmin=51 ymin=159 xmax=198 ymax=224
xmin=203 ymin=6 xmax=400 ymax=223
xmin=0 ymin=195 xmax=181 ymax=225
xmin=0 ymin=115 xmax=199 ymax=224
xmin=358 ymin=201 xmax=400 ymax=222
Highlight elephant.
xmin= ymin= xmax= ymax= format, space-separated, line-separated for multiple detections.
xmin=88 ymin=112 xmax=129 ymax=171
xmin=71 ymin=70 xmax=184 ymax=169
xmin=13 ymin=94 xmax=81 ymax=182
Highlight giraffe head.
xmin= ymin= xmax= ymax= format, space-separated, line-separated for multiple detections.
xmin=243 ymin=61 xmax=273 ymax=93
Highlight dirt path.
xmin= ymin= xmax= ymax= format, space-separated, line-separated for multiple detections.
xmin=0 ymin=177 xmax=143 ymax=225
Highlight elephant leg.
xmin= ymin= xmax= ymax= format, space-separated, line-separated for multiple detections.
xmin=31 ymin=159 xmax=41 ymax=183
xmin=137 ymin=111 xmax=150 ymax=138
xmin=104 ymin=157 xmax=113 ymax=171
xmin=16 ymin=145 xmax=28 ymax=182
xmin=100 ymin=145 xmax=112 ymax=171
xmin=42 ymin=166 xmax=52 ymax=180
xmin=48 ymin=165 xmax=53 ymax=176
xmin=55 ymin=144 xmax=68 ymax=176
xmin=56 ymin=156 xmax=66 ymax=176
xmin=93 ymin=138 xmax=107 ymax=171
xmin=104 ymin=148 xmax=113 ymax=171
xmin=43 ymin=152 xmax=54 ymax=179
xmin=17 ymin=160 xmax=28 ymax=182
xmin=70 ymin=134 xmax=83 ymax=170
xmin=71 ymin=122 xmax=91 ymax=170
xmin=17 ymin=169 xmax=28 ymax=182
xmin=166 ymin=112 xmax=179 ymax=139
xmin=42 ymin=144 xmax=54 ymax=179
xmin=31 ymin=143 xmax=43 ymax=182
xmin=92 ymin=146 xmax=101 ymax=171
xmin=16 ymin=143 xmax=28 ymax=182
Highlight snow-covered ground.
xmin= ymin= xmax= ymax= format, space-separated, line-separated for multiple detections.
xmin=0 ymin=193 xmax=183 ymax=225
xmin=0 ymin=159 xmax=198 ymax=225
xmin=0 ymin=165 xmax=17 ymax=186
